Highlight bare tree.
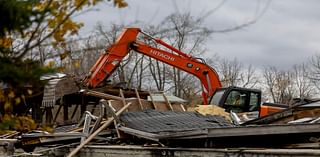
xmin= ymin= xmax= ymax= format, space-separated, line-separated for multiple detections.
xmin=292 ymin=63 xmax=316 ymax=99
xmin=262 ymin=66 xmax=293 ymax=104
xmin=310 ymin=54 xmax=320 ymax=92
xmin=218 ymin=58 xmax=242 ymax=87
xmin=158 ymin=13 xmax=211 ymax=99
xmin=240 ymin=64 xmax=259 ymax=88
xmin=148 ymin=57 xmax=166 ymax=91
xmin=217 ymin=58 xmax=259 ymax=88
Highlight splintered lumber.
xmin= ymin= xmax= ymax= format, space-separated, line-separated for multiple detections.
xmin=106 ymin=99 xmax=143 ymax=112
xmin=66 ymin=102 xmax=132 ymax=157
xmin=102 ymin=100 xmax=125 ymax=138
xmin=102 ymin=100 xmax=120 ymax=124
xmin=81 ymin=89 xmax=123 ymax=101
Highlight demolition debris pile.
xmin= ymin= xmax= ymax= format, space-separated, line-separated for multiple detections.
xmin=2 ymin=27 xmax=320 ymax=156
xmin=1 ymin=88 xmax=320 ymax=156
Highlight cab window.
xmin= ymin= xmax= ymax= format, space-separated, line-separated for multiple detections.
xmin=210 ymin=90 xmax=225 ymax=105
xmin=225 ymin=91 xmax=247 ymax=113
xmin=249 ymin=92 xmax=259 ymax=111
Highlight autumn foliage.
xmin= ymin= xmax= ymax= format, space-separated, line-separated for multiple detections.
xmin=0 ymin=0 xmax=127 ymax=133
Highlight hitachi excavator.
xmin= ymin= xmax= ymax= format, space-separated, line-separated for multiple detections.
xmin=83 ymin=28 xmax=285 ymax=117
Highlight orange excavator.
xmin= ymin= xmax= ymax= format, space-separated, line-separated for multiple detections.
xmin=83 ymin=28 xmax=284 ymax=117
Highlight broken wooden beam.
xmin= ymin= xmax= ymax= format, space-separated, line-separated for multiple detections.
xmin=102 ymin=100 xmax=125 ymax=138
xmin=66 ymin=102 xmax=132 ymax=157
xmin=81 ymin=89 xmax=123 ymax=101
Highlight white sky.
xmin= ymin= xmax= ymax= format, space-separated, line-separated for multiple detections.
xmin=76 ymin=0 xmax=320 ymax=70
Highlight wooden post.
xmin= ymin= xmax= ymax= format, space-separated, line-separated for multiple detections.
xmin=53 ymin=105 xmax=62 ymax=124
xmin=148 ymin=92 xmax=157 ymax=110
xmin=162 ymin=93 xmax=173 ymax=111
xmin=119 ymin=89 xmax=129 ymax=113
xmin=180 ymin=104 xmax=186 ymax=112
xmin=135 ymin=89 xmax=144 ymax=110
xmin=66 ymin=102 xmax=132 ymax=157
xmin=46 ymin=107 xmax=54 ymax=125
xmin=119 ymin=89 xmax=126 ymax=107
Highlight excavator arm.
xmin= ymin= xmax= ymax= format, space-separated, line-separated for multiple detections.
xmin=84 ymin=28 xmax=222 ymax=104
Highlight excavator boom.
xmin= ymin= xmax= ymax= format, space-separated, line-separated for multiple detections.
xmin=85 ymin=28 xmax=141 ymax=87
xmin=84 ymin=28 xmax=222 ymax=104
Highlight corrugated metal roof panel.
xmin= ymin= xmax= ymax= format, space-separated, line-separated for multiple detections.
xmin=40 ymin=73 xmax=66 ymax=80
xmin=148 ymin=94 xmax=187 ymax=103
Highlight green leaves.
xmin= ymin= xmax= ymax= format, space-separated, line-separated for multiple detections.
xmin=0 ymin=0 xmax=127 ymax=132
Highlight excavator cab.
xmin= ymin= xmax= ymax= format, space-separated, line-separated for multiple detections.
xmin=209 ymin=86 xmax=287 ymax=117
xmin=209 ymin=86 xmax=262 ymax=113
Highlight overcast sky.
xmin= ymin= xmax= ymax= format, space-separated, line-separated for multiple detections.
xmin=76 ymin=0 xmax=320 ymax=70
